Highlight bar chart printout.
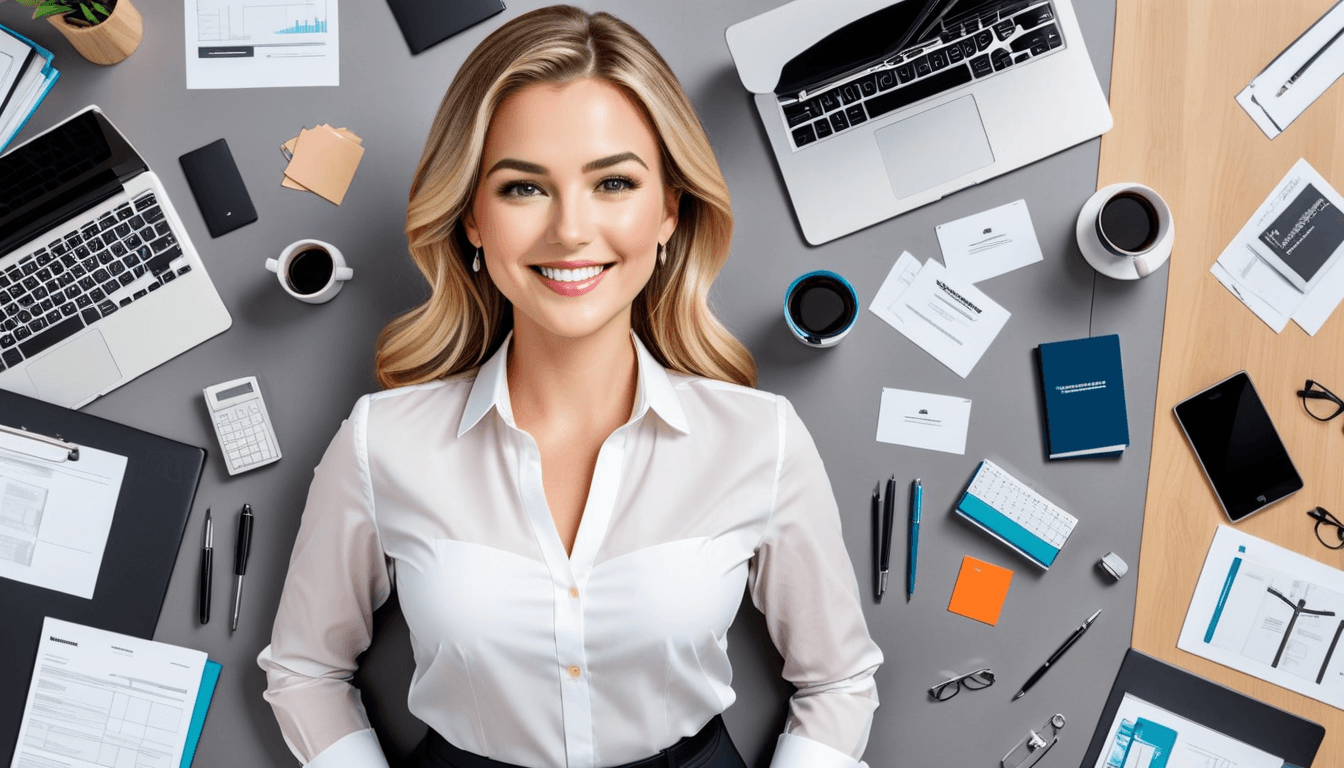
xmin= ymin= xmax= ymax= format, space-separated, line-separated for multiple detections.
xmin=186 ymin=0 xmax=340 ymax=89
xmin=1179 ymin=525 xmax=1344 ymax=709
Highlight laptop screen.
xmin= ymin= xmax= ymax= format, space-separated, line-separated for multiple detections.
xmin=0 ymin=109 xmax=146 ymax=258
xmin=776 ymin=0 xmax=984 ymax=97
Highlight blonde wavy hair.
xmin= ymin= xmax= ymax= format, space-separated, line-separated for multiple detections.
xmin=374 ymin=5 xmax=757 ymax=390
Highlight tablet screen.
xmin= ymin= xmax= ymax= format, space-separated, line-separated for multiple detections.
xmin=1174 ymin=371 xmax=1302 ymax=522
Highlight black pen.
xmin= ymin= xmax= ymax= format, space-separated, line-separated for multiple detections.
xmin=1278 ymin=24 xmax=1344 ymax=97
xmin=878 ymin=475 xmax=895 ymax=600
xmin=1014 ymin=608 xmax=1102 ymax=700
xmin=198 ymin=509 xmax=212 ymax=625
xmin=231 ymin=504 xmax=254 ymax=631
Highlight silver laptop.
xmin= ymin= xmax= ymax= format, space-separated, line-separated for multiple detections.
xmin=0 ymin=106 xmax=231 ymax=408
xmin=726 ymin=0 xmax=1113 ymax=245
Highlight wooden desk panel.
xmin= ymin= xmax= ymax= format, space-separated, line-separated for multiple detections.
xmin=1103 ymin=1 xmax=1344 ymax=764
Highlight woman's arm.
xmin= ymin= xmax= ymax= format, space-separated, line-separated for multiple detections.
xmin=257 ymin=397 xmax=395 ymax=767
xmin=749 ymin=397 xmax=885 ymax=768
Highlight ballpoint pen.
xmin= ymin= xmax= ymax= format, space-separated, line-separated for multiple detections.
xmin=1014 ymin=608 xmax=1102 ymax=700
xmin=199 ymin=509 xmax=212 ymax=625
xmin=878 ymin=475 xmax=895 ymax=601
xmin=1278 ymin=24 xmax=1344 ymax=97
xmin=908 ymin=479 xmax=922 ymax=599
xmin=231 ymin=503 xmax=253 ymax=631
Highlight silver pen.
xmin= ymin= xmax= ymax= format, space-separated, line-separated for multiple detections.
xmin=231 ymin=504 xmax=254 ymax=631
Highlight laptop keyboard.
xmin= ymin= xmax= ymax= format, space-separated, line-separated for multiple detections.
xmin=781 ymin=0 xmax=1062 ymax=149
xmin=0 ymin=191 xmax=192 ymax=371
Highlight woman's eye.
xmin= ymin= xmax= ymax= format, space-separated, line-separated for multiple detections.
xmin=598 ymin=176 xmax=638 ymax=193
xmin=500 ymin=181 xmax=544 ymax=197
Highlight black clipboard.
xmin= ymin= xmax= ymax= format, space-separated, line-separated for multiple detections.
xmin=1080 ymin=649 xmax=1324 ymax=768
xmin=0 ymin=390 xmax=205 ymax=764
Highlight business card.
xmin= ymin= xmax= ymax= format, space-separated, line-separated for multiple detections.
xmin=936 ymin=199 xmax=1044 ymax=284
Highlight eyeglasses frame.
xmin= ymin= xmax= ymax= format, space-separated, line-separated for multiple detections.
xmin=1309 ymin=506 xmax=1344 ymax=550
xmin=928 ymin=667 xmax=995 ymax=701
xmin=1299 ymin=379 xmax=1344 ymax=422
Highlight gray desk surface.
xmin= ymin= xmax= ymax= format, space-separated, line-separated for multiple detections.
xmin=0 ymin=1 xmax=1168 ymax=766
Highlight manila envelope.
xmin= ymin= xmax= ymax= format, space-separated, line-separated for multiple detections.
xmin=282 ymin=125 xmax=365 ymax=204
xmin=947 ymin=555 xmax=1014 ymax=626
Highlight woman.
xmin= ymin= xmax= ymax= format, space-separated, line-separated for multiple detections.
xmin=258 ymin=7 xmax=882 ymax=768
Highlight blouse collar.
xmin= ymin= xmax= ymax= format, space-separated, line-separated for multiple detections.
xmin=458 ymin=330 xmax=690 ymax=438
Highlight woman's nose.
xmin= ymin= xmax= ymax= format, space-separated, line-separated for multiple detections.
xmin=548 ymin=189 xmax=596 ymax=249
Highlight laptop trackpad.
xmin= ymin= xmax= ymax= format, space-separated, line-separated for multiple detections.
xmin=875 ymin=95 xmax=995 ymax=200
xmin=27 ymin=330 xmax=121 ymax=408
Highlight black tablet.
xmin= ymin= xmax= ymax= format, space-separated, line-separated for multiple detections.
xmin=1173 ymin=371 xmax=1302 ymax=522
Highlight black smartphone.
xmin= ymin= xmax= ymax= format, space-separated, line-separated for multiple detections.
xmin=1173 ymin=371 xmax=1302 ymax=522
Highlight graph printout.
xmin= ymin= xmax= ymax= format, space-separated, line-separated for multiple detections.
xmin=1179 ymin=525 xmax=1344 ymax=709
xmin=1091 ymin=694 xmax=1280 ymax=768
xmin=185 ymin=0 xmax=340 ymax=89
xmin=9 ymin=618 xmax=206 ymax=768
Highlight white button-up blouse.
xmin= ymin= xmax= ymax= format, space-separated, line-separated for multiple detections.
xmin=257 ymin=333 xmax=883 ymax=768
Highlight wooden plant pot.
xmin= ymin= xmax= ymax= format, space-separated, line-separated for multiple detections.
xmin=48 ymin=0 xmax=143 ymax=65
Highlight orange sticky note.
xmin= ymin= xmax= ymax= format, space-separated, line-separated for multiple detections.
xmin=283 ymin=125 xmax=365 ymax=205
xmin=948 ymin=555 xmax=1014 ymax=626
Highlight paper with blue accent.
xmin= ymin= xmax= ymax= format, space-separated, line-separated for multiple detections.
xmin=1178 ymin=525 xmax=1344 ymax=709
xmin=1037 ymin=334 xmax=1129 ymax=459
xmin=1093 ymin=693 xmax=1279 ymax=768
xmin=0 ymin=23 xmax=59 ymax=153
xmin=180 ymin=660 xmax=220 ymax=767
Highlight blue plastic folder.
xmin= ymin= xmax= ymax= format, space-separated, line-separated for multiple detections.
xmin=0 ymin=23 xmax=60 ymax=153
xmin=181 ymin=660 xmax=221 ymax=768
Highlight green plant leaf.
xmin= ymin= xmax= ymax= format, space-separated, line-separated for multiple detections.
xmin=81 ymin=4 xmax=99 ymax=23
xmin=92 ymin=2 xmax=109 ymax=13
xmin=33 ymin=5 xmax=75 ymax=20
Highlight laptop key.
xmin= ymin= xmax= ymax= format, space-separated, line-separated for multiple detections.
xmin=161 ymin=270 xmax=178 ymax=284
xmin=877 ymin=70 xmax=897 ymax=91
xmin=20 ymin=315 xmax=84 ymax=359
xmin=90 ymin=288 xmax=106 ymax=302
xmin=858 ymin=75 xmax=877 ymax=98
xmin=0 ymin=334 xmax=10 ymax=348
xmin=845 ymin=104 xmax=868 ymax=126
xmin=1014 ymin=52 xmax=1031 ymax=64
xmin=76 ymin=294 xmax=93 ymax=308
xmin=43 ymin=309 xmax=60 ymax=324
xmin=115 ymin=203 xmax=134 ymax=220
xmin=946 ymin=43 xmax=965 ymax=63
xmin=783 ymin=102 xmax=813 ymax=127
xmin=38 ymin=298 xmax=54 ymax=313
xmin=14 ymin=325 xmax=30 ymax=341
xmin=36 ymin=251 xmax=51 ymax=266
xmin=913 ymin=55 xmax=932 ymax=77
xmin=143 ymin=206 xmax=165 ymax=223
xmin=829 ymin=110 xmax=850 ymax=132
xmin=134 ymin=192 xmax=157 ymax=210
xmin=81 ymin=308 xmax=100 ymax=324
xmin=929 ymin=50 xmax=948 ymax=72
xmin=992 ymin=48 xmax=1013 ymax=71
xmin=108 ymin=262 xmax=126 ymax=277
xmin=791 ymin=124 xmax=817 ymax=147
xmin=101 ymin=280 xmax=119 ymax=295
xmin=994 ymin=20 xmax=1016 ymax=40
xmin=2 ymin=348 xmax=19 ymax=367
xmin=839 ymin=84 xmax=861 ymax=104
xmin=1044 ymin=24 xmax=1061 ymax=48
xmin=177 ymin=265 xmax=192 ymax=276
xmin=817 ymin=91 xmax=840 ymax=113
xmin=98 ymin=300 xmax=117 ymax=316
xmin=895 ymin=63 xmax=914 ymax=83
xmin=813 ymin=117 xmax=833 ymax=139
xmin=132 ymin=289 xmax=148 ymax=300
xmin=974 ymin=29 xmax=994 ymax=51
xmin=28 ymin=316 xmax=47 ymax=334
xmin=147 ymin=245 xmax=183 ymax=275
xmin=1015 ymin=6 xmax=1053 ymax=30
xmin=120 ymin=297 xmax=133 ymax=307
xmin=92 ymin=268 xmax=111 ymax=283
xmin=117 ymin=272 xmax=135 ymax=287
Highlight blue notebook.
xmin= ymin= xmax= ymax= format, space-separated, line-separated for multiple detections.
xmin=1037 ymin=334 xmax=1129 ymax=459
xmin=180 ymin=659 xmax=221 ymax=768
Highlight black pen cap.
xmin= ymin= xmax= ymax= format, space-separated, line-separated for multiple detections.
xmin=235 ymin=504 xmax=253 ymax=575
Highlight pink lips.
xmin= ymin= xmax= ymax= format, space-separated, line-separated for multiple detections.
xmin=534 ymin=263 xmax=610 ymax=297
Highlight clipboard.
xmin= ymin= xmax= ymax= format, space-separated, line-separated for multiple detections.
xmin=0 ymin=389 xmax=206 ymax=765
xmin=1079 ymin=649 xmax=1324 ymax=768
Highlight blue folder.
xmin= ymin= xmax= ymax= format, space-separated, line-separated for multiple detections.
xmin=180 ymin=659 xmax=221 ymax=768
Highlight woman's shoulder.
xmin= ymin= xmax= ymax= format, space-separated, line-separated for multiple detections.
xmin=352 ymin=369 xmax=480 ymax=424
xmin=667 ymin=371 xmax=791 ymax=426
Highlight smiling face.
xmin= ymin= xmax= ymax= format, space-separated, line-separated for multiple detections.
xmin=464 ymin=77 xmax=679 ymax=345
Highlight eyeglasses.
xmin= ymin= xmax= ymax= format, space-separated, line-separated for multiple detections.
xmin=1299 ymin=380 xmax=1344 ymax=422
xmin=1310 ymin=507 xmax=1344 ymax=550
xmin=929 ymin=668 xmax=995 ymax=701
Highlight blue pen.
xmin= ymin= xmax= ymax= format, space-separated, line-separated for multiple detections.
xmin=908 ymin=479 xmax=922 ymax=598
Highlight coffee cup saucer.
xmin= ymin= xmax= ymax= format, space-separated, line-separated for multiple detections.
xmin=1076 ymin=183 xmax=1174 ymax=281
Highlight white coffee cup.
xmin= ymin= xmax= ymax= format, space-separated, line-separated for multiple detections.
xmin=266 ymin=239 xmax=353 ymax=304
xmin=1076 ymin=183 xmax=1174 ymax=280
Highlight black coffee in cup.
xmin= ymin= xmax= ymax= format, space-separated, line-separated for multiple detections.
xmin=785 ymin=271 xmax=858 ymax=346
xmin=1098 ymin=192 xmax=1159 ymax=253
xmin=286 ymin=247 xmax=334 ymax=295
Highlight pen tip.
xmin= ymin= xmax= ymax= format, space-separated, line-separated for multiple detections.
xmin=1012 ymin=691 xmax=1024 ymax=701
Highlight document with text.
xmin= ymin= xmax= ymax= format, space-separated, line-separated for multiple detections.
xmin=0 ymin=431 xmax=126 ymax=599
xmin=185 ymin=0 xmax=340 ymax=89
xmin=883 ymin=259 xmax=1010 ymax=378
xmin=1178 ymin=525 xmax=1344 ymax=709
xmin=10 ymin=618 xmax=206 ymax=768
xmin=1092 ymin=693 xmax=1280 ymax=768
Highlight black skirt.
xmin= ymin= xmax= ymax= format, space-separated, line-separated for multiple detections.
xmin=401 ymin=715 xmax=746 ymax=768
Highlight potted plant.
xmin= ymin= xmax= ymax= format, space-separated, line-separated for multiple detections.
xmin=15 ymin=0 xmax=143 ymax=65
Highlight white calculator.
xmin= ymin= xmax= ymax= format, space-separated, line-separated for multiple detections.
xmin=204 ymin=376 xmax=281 ymax=475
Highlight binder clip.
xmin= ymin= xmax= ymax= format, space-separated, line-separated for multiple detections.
xmin=0 ymin=424 xmax=80 ymax=462
xmin=1002 ymin=714 xmax=1065 ymax=768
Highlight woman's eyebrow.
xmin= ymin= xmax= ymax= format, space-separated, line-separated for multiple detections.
xmin=583 ymin=152 xmax=647 ymax=173
xmin=486 ymin=158 xmax=548 ymax=176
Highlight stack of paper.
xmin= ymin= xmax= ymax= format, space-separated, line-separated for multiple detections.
xmin=1212 ymin=158 xmax=1344 ymax=335
xmin=869 ymin=252 xmax=1012 ymax=378
xmin=0 ymin=24 xmax=59 ymax=153
xmin=1237 ymin=2 xmax=1344 ymax=139
xmin=280 ymin=124 xmax=364 ymax=205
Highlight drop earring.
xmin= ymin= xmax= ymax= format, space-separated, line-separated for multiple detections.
xmin=472 ymin=247 xmax=481 ymax=273
xmin=657 ymin=242 xmax=666 ymax=267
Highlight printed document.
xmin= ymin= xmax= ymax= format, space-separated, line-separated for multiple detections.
xmin=1178 ymin=525 xmax=1344 ymax=709
xmin=876 ymin=388 xmax=971 ymax=454
xmin=935 ymin=199 xmax=1044 ymax=284
xmin=1237 ymin=2 xmax=1344 ymax=139
xmin=880 ymin=259 xmax=1011 ymax=378
xmin=185 ymin=0 xmax=340 ymax=89
xmin=1092 ymin=693 xmax=1280 ymax=768
xmin=0 ymin=431 xmax=126 ymax=599
xmin=868 ymin=250 xmax=923 ymax=333
xmin=1211 ymin=158 xmax=1344 ymax=334
xmin=10 ymin=617 xmax=206 ymax=768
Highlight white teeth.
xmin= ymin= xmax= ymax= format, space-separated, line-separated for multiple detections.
xmin=540 ymin=265 xmax=604 ymax=282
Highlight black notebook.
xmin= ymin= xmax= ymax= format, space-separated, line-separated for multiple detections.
xmin=0 ymin=390 xmax=206 ymax=766
xmin=386 ymin=0 xmax=507 ymax=55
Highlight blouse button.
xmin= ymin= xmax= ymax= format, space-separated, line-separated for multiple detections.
xmin=569 ymin=587 xmax=580 ymax=599
xmin=568 ymin=665 xmax=582 ymax=679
